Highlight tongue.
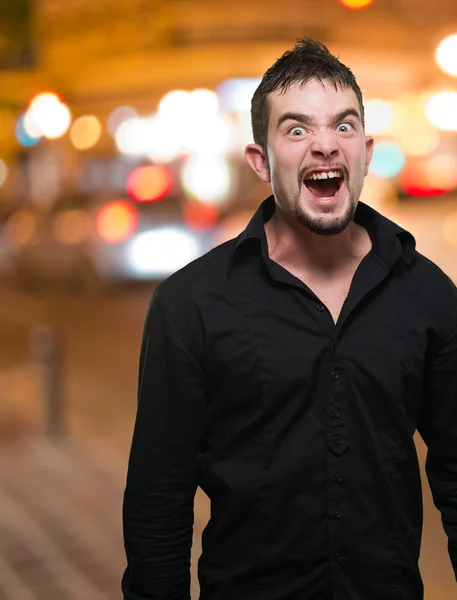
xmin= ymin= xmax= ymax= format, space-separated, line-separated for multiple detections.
xmin=306 ymin=178 xmax=340 ymax=199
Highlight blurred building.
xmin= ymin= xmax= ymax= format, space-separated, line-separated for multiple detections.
xmin=0 ymin=0 xmax=456 ymax=284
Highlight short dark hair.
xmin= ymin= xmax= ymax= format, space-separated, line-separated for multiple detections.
xmin=251 ymin=38 xmax=365 ymax=150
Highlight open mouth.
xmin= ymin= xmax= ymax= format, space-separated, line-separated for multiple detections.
xmin=304 ymin=170 xmax=344 ymax=200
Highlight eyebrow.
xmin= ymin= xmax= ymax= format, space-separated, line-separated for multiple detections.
xmin=277 ymin=108 xmax=362 ymax=129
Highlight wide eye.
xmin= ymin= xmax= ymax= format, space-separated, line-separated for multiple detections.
xmin=337 ymin=122 xmax=353 ymax=133
xmin=289 ymin=125 xmax=306 ymax=137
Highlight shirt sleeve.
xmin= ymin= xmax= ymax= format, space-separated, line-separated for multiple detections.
xmin=122 ymin=284 xmax=205 ymax=599
xmin=418 ymin=319 xmax=457 ymax=581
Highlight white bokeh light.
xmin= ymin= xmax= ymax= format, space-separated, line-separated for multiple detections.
xmin=185 ymin=114 xmax=235 ymax=155
xmin=187 ymin=89 xmax=219 ymax=119
xmin=181 ymin=156 xmax=231 ymax=203
xmin=115 ymin=118 xmax=154 ymax=155
xmin=126 ymin=227 xmax=202 ymax=277
xmin=23 ymin=111 xmax=43 ymax=139
xmin=217 ymin=78 xmax=261 ymax=113
xmin=27 ymin=93 xmax=71 ymax=139
xmin=146 ymin=115 xmax=185 ymax=162
xmin=426 ymin=92 xmax=457 ymax=131
xmin=158 ymin=90 xmax=191 ymax=121
xmin=364 ymin=99 xmax=394 ymax=135
xmin=436 ymin=34 xmax=457 ymax=77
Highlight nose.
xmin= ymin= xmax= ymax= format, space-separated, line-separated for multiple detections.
xmin=310 ymin=130 xmax=339 ymax=159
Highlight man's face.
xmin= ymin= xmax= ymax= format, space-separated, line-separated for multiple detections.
xmin=249 ymin=79 xmax=374 ymax=235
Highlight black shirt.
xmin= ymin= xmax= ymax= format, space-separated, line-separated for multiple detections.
xmin=122 ymin=196 xmax=457 ymax=600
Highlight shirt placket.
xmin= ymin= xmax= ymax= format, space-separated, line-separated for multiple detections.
xmin=327 ymin=339 xmax=350 ymax=572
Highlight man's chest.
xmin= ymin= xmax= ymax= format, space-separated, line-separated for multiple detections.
xmin=201 ymin=283 xmax=429 ymax=426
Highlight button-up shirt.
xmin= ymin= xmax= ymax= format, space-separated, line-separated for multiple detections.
xmin=122 ymin=196 xmax=457 ymax=600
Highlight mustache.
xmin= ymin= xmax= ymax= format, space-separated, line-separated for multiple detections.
xmin=299 ymin=164 xmax=349 ymax=187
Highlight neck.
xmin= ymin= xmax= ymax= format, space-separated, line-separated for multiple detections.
xmin=265 ymin=204 xmax=371 ymax=276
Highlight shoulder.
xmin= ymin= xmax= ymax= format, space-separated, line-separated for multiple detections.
xmin=144 ymin=236 xmax=240 ymax=351
xmin=409 ymin=250 xmax=457 ymax=332
xmin=159 ymin=236 xmax=239 ymax=305
xmin=411 ymin=250 xmax=456 ymax=295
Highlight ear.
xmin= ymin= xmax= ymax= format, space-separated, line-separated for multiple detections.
xmin=245 ymin=143 xmax=271 ymax=183
xmin=364 ymin=136 xmax=374 ymax=177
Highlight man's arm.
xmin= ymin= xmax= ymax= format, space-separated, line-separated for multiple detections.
xmin=122 ymin=284 xmax=205 ymax=599
xmin=418 ymin=320 xmax=457 ymax=581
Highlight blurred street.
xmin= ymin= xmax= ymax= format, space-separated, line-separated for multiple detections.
xmin=0 ymin=277 xmax=211 ymax=600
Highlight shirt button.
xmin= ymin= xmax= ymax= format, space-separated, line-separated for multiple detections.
xmin=316 ymin=303 xmax=325 ymax=312
xmin=331 ymin=371 xmax=339 ymax=380
xmin=335 ymin=510 xmax=342 ymax=519
xmin=334 ymin=435 xmax=343 ymax=445
xmin=335 ymin=473 xmax=343 ymax=483
xmin=332 ymin=409 xmax=341 ymax=418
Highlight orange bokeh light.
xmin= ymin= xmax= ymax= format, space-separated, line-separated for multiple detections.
xmin=96 ymin=200 xmax=138 ymax=243
xmin=184 ymin=201 xmax=219 ymax=231
xmin=127 ymin=165 xmax=173 ymax=203
xmin=338 ymin=0 xmax=374 ymax=9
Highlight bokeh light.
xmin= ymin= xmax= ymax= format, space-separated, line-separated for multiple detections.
xmin=183 ymin=201 xmax=219 ymax=231
xmin=126 ymin=165 xmax=173 ymax=203
xmin=126 ymin=227 xmax=202 ymax=277
xmin=70 ymin=116 xmax=102 ymax=150
xmin=424 ymin=154 xmax=457 ymax=191
xmin=23 ymin=111 xmax=43 ymax=139
xmin=397 ymin=122 xmax=440 ymax=157
xmin=386 ymin=101 xmax=409 ymax=136
xmin=181 ymin=156 xmax=231 ymax=203
xmin=400 ymin=165 xmax=449 ymax=197
xmin=435 ymin=34 xmax=457 ymax=77
xmin=186 ymin=114 xmax=235 ymax=156
xmin=27 ymin=92 xmax=71 ymax=139
xmin=338 ymin=0 xmax=374 ymax=9
xmin=187 ymin=89 xmax=220 ymax=119
xmin=426 ymin=92 xmax=457 ymax=131
xmin=145 ymin=115 xmax=185 ymax=162
xmin=115 ymin=118 xmax=154 ymax=156
xmin=16 ymin=115 xmax=41 ymax=147
xmin=158 ymin=90 xmax=191 ymax=120
xmin=5 ymin=210 xmax=40 ymax=247
xmin=54 ymin=210 xmax=91 ymax=245
xmin=217 ymin=78 xmax=261 ymax=113
xmin=364 ymin=99 xmax=394 ymax=135
xmin=0 ymin=159 xmax=8 ymax=187
xmin=96 ymin=200 xmax=138 ymax=244
xmin=107 ymin=106 xmax=138 ymax=137
xmin=369 ymin=141 xmax=405 ymax=179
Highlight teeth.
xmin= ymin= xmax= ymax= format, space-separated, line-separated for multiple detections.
xmin=306 ymin=170 xmax=342 ymax=180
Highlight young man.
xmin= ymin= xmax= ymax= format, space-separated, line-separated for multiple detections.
xmin=122 ymin=39 xmax=457 ymax=600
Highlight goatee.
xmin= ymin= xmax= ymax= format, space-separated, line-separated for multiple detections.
xmin=293 ymin=199 xmax=356 ymax=236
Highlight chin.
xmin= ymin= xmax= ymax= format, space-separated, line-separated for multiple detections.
xmin=295 ymin=198 xmax=355 ymax=236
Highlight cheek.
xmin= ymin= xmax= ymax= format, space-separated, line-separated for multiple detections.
xmin=271 ymin=143 xmax=307 ymax=172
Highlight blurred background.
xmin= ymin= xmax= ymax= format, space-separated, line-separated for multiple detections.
xmin=0 ymin=0 xmax=456 ymax=598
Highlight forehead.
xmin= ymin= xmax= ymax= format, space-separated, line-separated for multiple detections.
xmin=268 ymin=79 xmax=361 ymax=123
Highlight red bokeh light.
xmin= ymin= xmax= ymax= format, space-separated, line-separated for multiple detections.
xmin=400 ymin=166 xmax=449 ymax=198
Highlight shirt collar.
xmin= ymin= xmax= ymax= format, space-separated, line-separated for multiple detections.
xmin=229 ymin=195 xmax=416 ymax=272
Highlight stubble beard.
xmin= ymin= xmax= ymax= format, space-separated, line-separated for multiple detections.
xmin=293 ymin=191 xmax=357 ymax=236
